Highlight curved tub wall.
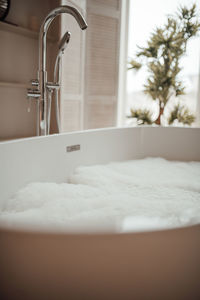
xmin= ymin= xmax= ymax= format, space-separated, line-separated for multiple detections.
xmin=141 ymin=126 xmax=200 ymax=160
xmin=0 ymin=127 xmax=140 ymax=204
xmin=0 ymin=225 xmax=200 ymax=299
xmin=0 ymin=126 xmax=200 ymax=205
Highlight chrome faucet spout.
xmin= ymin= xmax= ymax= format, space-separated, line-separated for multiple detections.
xmin=35 ymin=5 xmax=87 ymax=135
xmin=39 ymin=6 xmax=87 ymax=72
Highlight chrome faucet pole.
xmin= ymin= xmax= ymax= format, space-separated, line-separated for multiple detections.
xmin=38 ymin=6 xmax=87 ymax=135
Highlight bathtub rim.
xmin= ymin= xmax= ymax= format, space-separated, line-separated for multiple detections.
xmin=1 ymin=125 xmax=200 ymax=145
xmin=0 ymin=218 xmax=199 ymax=236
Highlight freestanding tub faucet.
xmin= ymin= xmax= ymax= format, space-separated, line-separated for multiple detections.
xmin=27 ymin=6 xmax=87 ymax=136
xmin=46 ymin=31 xmax=71 ymax=135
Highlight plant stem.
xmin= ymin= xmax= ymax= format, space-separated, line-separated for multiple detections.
xmin=155 ymin=105 xmax=164 ymax=125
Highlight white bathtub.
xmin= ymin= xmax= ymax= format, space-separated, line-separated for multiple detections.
xmin=0 ymin=126 xmax=200 ymax=299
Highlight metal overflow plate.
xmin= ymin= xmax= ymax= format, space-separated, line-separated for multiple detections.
xmin=66 ymin=144 xmax=81 ymax=152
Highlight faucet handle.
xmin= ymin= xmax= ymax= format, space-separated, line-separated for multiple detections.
xmin=31 ymin=79 xmax=39 ymax=87
xmin=46 ymin=82 xmax=60 ymax=90
xmin=27 ymin=88 xmax=41 ymax=98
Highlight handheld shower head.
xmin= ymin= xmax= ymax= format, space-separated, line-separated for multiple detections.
xmin=59 ymin=31 xmax=71 ymax=53
xmin=54 ymin=31 xmax=71 ymax=84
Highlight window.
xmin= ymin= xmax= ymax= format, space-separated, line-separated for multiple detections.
xmin=126 ymin=0 xmax=200 ymax=126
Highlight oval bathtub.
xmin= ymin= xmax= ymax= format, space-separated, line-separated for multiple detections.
xmin=0 ymin=126 xmax=200 ymax=299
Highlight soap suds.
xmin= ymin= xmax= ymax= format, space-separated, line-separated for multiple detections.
xmin=0 ymin=157 xmax=200 ymax=232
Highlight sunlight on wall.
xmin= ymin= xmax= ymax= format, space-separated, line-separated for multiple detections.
xmin=126 ymin=0 xmax=200 ymax=125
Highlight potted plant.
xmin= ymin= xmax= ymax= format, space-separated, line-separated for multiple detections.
xmin=128 ymin=4 xmax=200 ymax=125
